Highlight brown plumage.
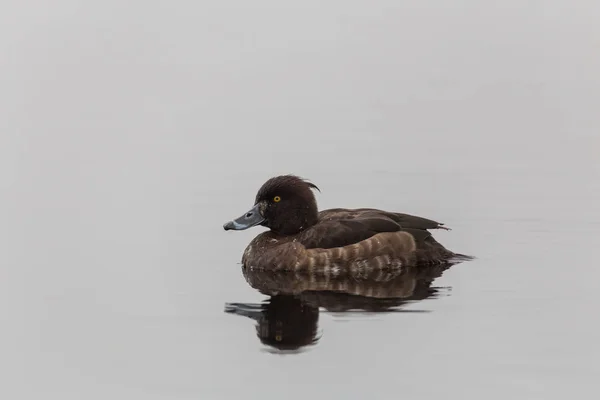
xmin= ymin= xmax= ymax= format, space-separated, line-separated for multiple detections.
xmin=223 ymin=175 xmax=472 ymax=273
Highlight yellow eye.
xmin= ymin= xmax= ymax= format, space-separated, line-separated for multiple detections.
xmin=273 ymin=196 xmax=281 ymax=202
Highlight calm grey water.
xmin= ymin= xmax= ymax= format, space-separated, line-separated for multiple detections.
xmin=2 ymin=1 xmax=599 ymax=399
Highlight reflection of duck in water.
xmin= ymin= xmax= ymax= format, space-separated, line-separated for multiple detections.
xmin=223 ymin=175 xmax=473 ymax=274
xmin=225 ymin=296 xmax=320 ymax=352
xmin=225 ymin=262 xmax=461 ymax=352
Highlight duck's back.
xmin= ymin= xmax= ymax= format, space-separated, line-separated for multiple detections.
xmin=294 ymin=208 xmax=443 ymax=247
xmin=318 ymin=208 xmax=449 ymax=231
xmin=294 ymin=208 xmax=458 ymax=265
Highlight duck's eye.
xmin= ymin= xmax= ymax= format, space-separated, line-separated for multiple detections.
xmin=273 ymin=196 xmax=281 ymax=203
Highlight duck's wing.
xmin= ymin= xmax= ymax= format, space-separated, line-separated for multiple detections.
xmin=298 ymin=211 xmax=434 ymax=250
xmin=297 ymin=217 xmax=399 ymax=249
xmin=319 ymin=208 xmax=450 ymax=231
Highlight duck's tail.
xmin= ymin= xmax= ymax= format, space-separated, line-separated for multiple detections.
xmin=408 ymin=230 xmax=475 ymax=265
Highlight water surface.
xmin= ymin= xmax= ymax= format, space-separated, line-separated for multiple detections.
xmin=1 ymin=1 xmax=599 ymax=399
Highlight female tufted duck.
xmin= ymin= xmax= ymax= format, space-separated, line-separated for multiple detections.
xmin=223 ymin=175 xmax=471 ymax=274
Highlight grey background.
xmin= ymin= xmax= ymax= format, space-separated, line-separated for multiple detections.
xmin=1 ymin=1 xmax=599 ymax=399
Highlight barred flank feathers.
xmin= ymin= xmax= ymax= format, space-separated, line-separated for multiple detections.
xmin=296 ymin=231 xmax=416 ymax=275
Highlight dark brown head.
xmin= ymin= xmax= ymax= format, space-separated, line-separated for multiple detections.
xmin=223 ymin=175 xmax=320 ymax=235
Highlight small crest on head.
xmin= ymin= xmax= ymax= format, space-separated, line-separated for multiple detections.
xmin=297 ymin=176 xmax=320 ymax=193
xmin=304 ymin=180 xmax=320 ymax=193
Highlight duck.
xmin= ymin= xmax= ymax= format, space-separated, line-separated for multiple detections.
xmin=223 ymin=175 xmax=471 ymax=274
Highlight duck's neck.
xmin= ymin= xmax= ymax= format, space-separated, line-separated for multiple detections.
xmin=274 ymin=205 xmax=318 ymax=236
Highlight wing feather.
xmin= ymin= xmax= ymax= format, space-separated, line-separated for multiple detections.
xmin=298 ymin=208 xmax=447 ymax=250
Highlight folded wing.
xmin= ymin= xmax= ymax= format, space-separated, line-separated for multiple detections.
xmin=298 ymin=208 xmax=448 ymax=250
